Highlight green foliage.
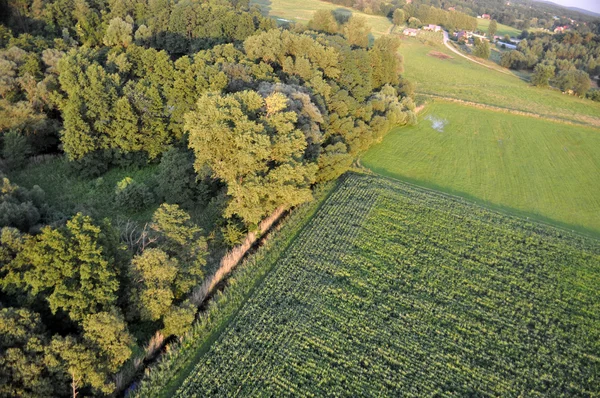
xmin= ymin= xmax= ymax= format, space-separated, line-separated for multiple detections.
xmin=488 ymin=19 xmax=498 ymax=37
xmin=556 ymin=69 xmax=591 ymax=97
xmin=103 ymin=17 xmax=133 ymax=47
xmin=2 ymin=130 xmax=30 ymax=170
xmin=130 ymin=248 xmax=178 ymax=321
xmin=392 ymin=9 xmax=405 ymax=26
xmin=473 ymin=39 xmax=490 ymax=59
xmin=186 ymin=90 xmax=317 ymax=225
xmin=344 ymin=16 xmax=371 ymax=48
xmin=162 ymin=301 xmax=196 ymax=337
xmin=155 ymin=147 xmax=204 ymax=207
xmin=172 ymin=173 xmax=600 ymax=396
xmin=531 ymin=62 xmax=555 ymax=87
xmin=0 ymin=307 xmax=59 ymax=398
xmin=82 ymin=309 xmax=134 ymax=372
xmin=46 ymin=335 xmax=114 ymax=395
xmin=308 ymin=10 xmax=338 ymax=34
xmin=115 ymin=177 xmax=155 ymax=210
xmin=151 ymin=204 xmax=207 ymax=296
xmin=8 ymin=213 xmax=121 ymax=321
xmin=0 ymin=177 xmax=46 ymax=232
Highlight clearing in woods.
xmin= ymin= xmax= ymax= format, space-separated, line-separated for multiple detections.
xmin=171 ymin=173 xmax=600 ymax=396
xmin=251 ymin=0 xmax=392 ymax=36
xmin=361 ymin=101 xmax=600 ymax=236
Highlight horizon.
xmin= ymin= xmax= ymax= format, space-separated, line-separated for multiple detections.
xmin=539 ymin=0 xmax=600 ymax=14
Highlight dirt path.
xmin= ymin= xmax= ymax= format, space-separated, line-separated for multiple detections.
xmin=441 ymin=31 xmax=514 ymax=76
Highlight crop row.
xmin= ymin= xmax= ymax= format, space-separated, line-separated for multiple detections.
xmin=175 ymin=173 xmax=600 ymax=397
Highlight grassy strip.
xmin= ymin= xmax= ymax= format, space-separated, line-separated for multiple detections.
xmin=129 ymin=180 xmax=339 ymax=398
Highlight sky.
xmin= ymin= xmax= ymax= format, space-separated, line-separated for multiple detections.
xmin=544 ymin=0 xmax=600 ymax=14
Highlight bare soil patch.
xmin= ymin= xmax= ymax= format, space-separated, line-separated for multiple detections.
xmin=428 ymin=51 xmax=453 ymax=60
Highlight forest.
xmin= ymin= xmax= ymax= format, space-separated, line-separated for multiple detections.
xmin=500 ymin=30 xmax=600 ymax=97
xmin=0 ymin=0 xmax=415 ymax=396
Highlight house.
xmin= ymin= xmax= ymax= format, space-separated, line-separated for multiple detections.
xmin=482 ymin=14 xmax=491 ymax=19
xmin=554 ymin=25 xmax=569 ymax=33
xmin=423 ymin=24 xmax=442 ymax=32
xmin=457 ymin=30 xmax=469 ymax=41
xmin=448 ymin=7 xmax=455 ymax=11
xmin=403 ymin=28 xmax=418 ymax=37
xmin=472 ymin=33 xmax=489 ymax=41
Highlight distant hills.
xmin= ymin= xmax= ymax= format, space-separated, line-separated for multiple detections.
xmin=532 ymin=0 xmax=600 ymax=17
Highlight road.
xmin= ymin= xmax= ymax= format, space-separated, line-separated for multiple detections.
xmin=441 ymin=31 xmax=514 ymax=76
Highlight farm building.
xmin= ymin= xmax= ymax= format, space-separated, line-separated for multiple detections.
xmin=424 ymin=24 xmax=442 ymax=32
xmin=482 ymin=14 xmax=491 ymax=19
xmin=456 ymin=30 xmax=470 ymax=41
xmin=403 ymin=28 xmax=419 ymax=37
xmin=472 ymin=33 xmax=489 ymax=41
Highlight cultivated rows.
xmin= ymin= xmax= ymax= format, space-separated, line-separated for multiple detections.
xmin=176 ymin=173 xmax=600 ymax=397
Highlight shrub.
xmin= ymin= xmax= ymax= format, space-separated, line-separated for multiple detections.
xmin=155 ymin=147 xmax=204 ymax=207
xmin=162 ymin=301 xmax=196 ymax=337
xmin=115 ymin=177 xmax=154 ymax=210
xmin=2 ymin=130 xmax=30 ymax=170
xmin=0 ymin=177 xmax=46 ymax=232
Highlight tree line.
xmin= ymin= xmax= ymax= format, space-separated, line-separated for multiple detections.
xmin=500 ymin=31 xmax=600 ymax=97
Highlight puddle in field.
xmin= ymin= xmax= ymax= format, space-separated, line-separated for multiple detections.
xmin=425 ymin=115 xmax=447 ymax=132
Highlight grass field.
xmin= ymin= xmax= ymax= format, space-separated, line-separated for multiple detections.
xmin=398 ymin=37 xmax=600 ymax=127
xmin=476 ymin=18 xmax=521 ymax=37
xmin=251 ymin=0 xmax=392 ymax=36
xmin=361 ymin=101 xmax=600 ymax=236
xmin=171 ymin=173 xmax=600 ymax=396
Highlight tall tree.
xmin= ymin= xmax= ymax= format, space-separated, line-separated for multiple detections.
xmin=186 ymin=91 xmax=317 ymax=225
xmin=9 ymin=214 xmax=121 ymax=321
xmin=344 ymin=16 xmax=371 ymax=48
xmin=488 ymin=19 xmax=498 ymax=38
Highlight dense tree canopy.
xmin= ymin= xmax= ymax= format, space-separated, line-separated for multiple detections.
xmin=0 ymin=0 xmax=416 ymax=395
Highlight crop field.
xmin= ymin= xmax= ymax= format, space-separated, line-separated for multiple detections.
xmin=251 ymin=0 xmax=392 ymax=36
xmin=398 ymin=37 xmax=600 ymax=127
xmin=476 ymin=18 xmax=521 ymax=37
xmin=172 ymin=173 xmax=600 ymax=396
xmin=362 ymin=101 xmax=600 ymax=236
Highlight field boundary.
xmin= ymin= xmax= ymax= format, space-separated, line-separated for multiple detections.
xmin=130 ymin=179 xmax=340 ymax=398
xmin=419 ymin=93 xmax=600 ymax=128
xmin=359 ymin=167 xmax=600 ymax=241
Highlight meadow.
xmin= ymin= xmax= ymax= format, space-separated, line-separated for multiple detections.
xmin=398 ymin=37 xmax=600 ymax=127
xmin=476 ymin=18 xmax=521 ymax=37
xmin=251 ymin=0 xmax=392 ymax=36
xmin=362 ymin=101 xmax=600 ymax=236
xmin=171 ymin=173 xmax=600 ymax=396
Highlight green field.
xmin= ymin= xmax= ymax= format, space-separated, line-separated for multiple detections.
xmin=171 ymin=173 xmax=600 ymax=396
xmin=476 ymin=18 xmax=521 ymax=37
xmin=362 ymin=101 xmax=600 ymax=236
xmin=251 ymin=0 xmax=392 ymax=36
xmin=399 ymin=37 xmax=600 ymax=127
